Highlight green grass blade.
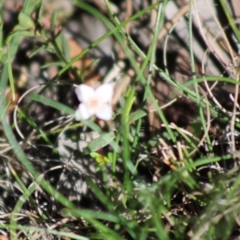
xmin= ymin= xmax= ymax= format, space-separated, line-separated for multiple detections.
xmin=28 ymin=93 xmax=74 ymax=115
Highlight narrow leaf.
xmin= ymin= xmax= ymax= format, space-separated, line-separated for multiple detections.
xmin=128 ymin=109 xmax=147 ymax=124
xmin=28 ymin=93 xmax=74 ymax=115
xmin=87 ymin=132 xmax=115 ymax=152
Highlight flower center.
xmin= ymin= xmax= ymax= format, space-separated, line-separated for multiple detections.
xmin=87 ymin=97 xmax=102 ymax=111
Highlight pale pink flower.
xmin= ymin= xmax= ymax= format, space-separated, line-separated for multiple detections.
xmin=75 ymin=84 xmax=113 ymax=120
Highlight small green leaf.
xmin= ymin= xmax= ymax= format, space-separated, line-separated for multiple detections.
xmin=90 ymin=152 xmax=100 ymax=158
xmin=29 ymin=45 xmax=47 ymax=58
xmin=54 ymin=32 xmax=71 ymax=62
xmin=50 ymin=10 xmax=57 ymax=32
xmin=128 ymin=109 xmax=147 ymax=124
xmin=22 ymin=0 xmax=42 ymax=15
xmin=18 ymin=12 xmax=35 ymax=30
xmin=61 ymin=34 xmax=71 ymax=62
xmin=90 ymin=152 xmax=111 ymax=168
xmin=41 ymin=62 xmax=64 ymax=68
xmin=87 ymin=132 xmax=115 ymax=152
xmin=107 ymin=152 xmax=114 ymax=161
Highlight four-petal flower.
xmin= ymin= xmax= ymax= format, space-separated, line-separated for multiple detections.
xmin=75 ymin=84 xmax=113 ymax=121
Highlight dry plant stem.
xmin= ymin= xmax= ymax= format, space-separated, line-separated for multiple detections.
xmin=160 ymin=138 xmax=176 ymax=160
xmin=42 ymin=115 xmax=72 ymax=130
xmin=194 ymin=0 xmax=235 ymax=68
xmin=158 ymin=3 xmax=189 ymax=40
xmin=50 ymin=117 xmax=73 ymax=142
xmin=230 ymin=53 xmax=240 ymax=154
xmin=104 ymin=60 xmax=129 ymax=105
xmin=57 ymin=163 xmax=73 ymax=191
xmin=162 ymin=122 xmax=200 ymax=142
xmin=177 ymin=141 xmax=183 ymax=161
xmin=147 ymin=0 xmax=159 ymax=130
xmin=201 ymin=0 xmax=239 ymax=148
xmin=162 ymin=3 xmax=191 ymax=75
xmin=161 ymin=126 xmax=194 ymax=157
xmin=0 ymin=146 xmax=12 ymax=154
xmin=150 ymin=0 xmax=158 ymax=36
xmin=159 ymin=138 xmax=177 ymax=170
xmin=202 ymin=48 xmax=240 ymax=122
xmin=124 ymin=0 xmax=132 ymax=34
xmin=202 ymin=50 xmax=232 ymax=117
xmin=112 ymin=65 xmax=135 ymax=105
xmin=203 ymin=0 xmax=235 ymax=62
xmin=148 ymin=96 xmax=182 ymax=112
xmin=0 ymin=143 xmax=10 ymax=147
xmin=91 ymin=0 xmax=109 ymax=14
xmin=230 ymin=71 xmax=240 ymax=152
xmin=196 ymin=0 xmax=240 ymax=147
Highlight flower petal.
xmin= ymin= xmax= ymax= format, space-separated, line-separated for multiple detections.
xmin=95 ymin=84 xmax=113 ymax=103
xmin=95 ymin=104 xmax=112 ymax=120
xmin=75 ymin=103 xmax=92 ymax=120
xmin=75 ymin=84 xmax=95 ymax=103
